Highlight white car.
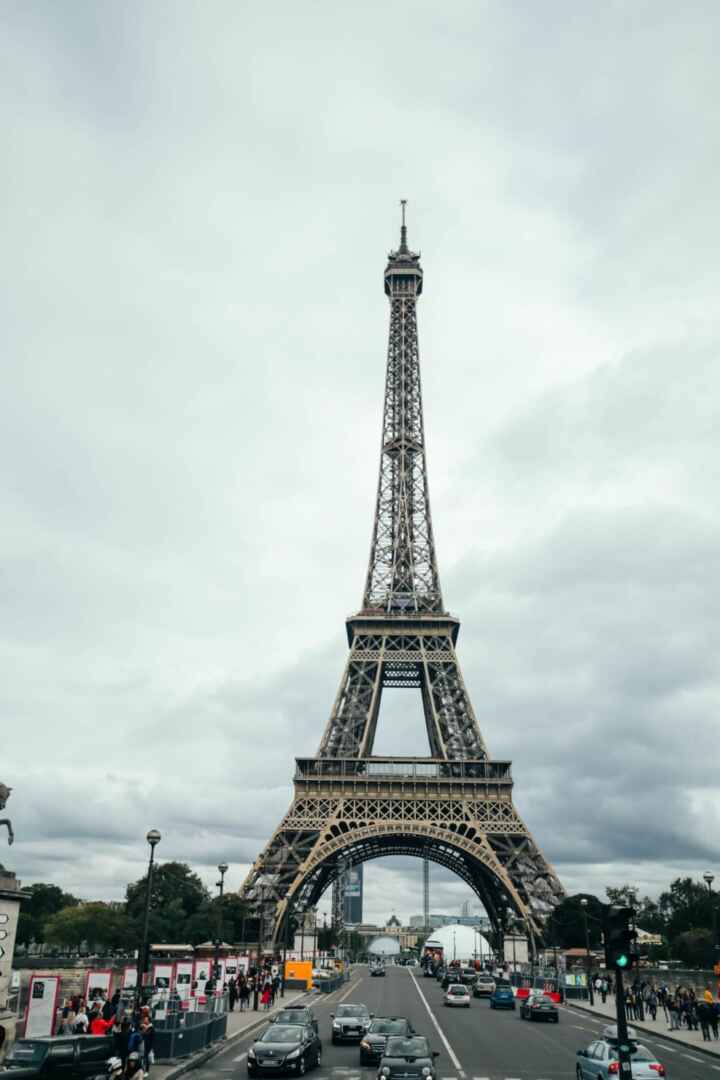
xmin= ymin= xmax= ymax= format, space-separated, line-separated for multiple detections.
xmin=444 ymin=983 xmax=471 ymax=1008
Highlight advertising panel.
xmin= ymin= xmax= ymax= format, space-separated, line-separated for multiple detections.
xmin=25 ymin=975 xmax=61 ymax=1037
xmin=122 ymin=966 xmax=137 ymax=991
xmin=152 ymin=962 xmax=174 ymax=990
xmin=193 ymin=959 xmax=211 ymax=998
xmin=175 ymin=961 xmax=194 ymax=1000
xmin=85 ymin=969 xmax=112 ymax=1004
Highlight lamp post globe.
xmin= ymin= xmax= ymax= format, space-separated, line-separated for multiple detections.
xmin=147 ymin=828 xmax=161 ymax=848
xmin=704 ymin=871 xmax=714 ymax=889
xmin=218 ymin=862 xmax=229 ymax=876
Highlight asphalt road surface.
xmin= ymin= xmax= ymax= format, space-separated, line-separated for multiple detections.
xmin=190 ymin=965 xmax=716 ymax=1080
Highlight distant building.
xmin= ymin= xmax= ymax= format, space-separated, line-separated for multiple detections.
xmin=409 ymin=913 xmax=492 ymax=932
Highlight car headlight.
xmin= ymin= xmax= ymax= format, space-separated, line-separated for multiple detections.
xmin=380 ymin=1069 xmax=391 ymax=1077
xmin=422 ymin=1069 xmax=431 ymax=1077
xmin=286 ymin=1049 xmax=301 ymax=1060
xmin=333 ymin=1022 xmax=341 ymax=1030
xmin=248 ymin=1050 xmax=256 ymax=1060
xmin=361 ymin=1041 xmax=371 ymax=1050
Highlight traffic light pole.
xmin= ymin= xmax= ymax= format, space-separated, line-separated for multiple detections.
xmin=613 ymin=967 xmax=633 ymax=1080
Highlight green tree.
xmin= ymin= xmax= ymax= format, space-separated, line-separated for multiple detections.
xmin=658 ymin=878 xmax=713 ymax=940
xmin=126 ymin=862 xmax=209 ymax=943
xmin=16 ymin=883 xmax=79 ymax=946
xmin=45 ymin=904 xmax=132 ymax=952
xmin=547 ymin=894 xmax=604 ymax=949
xmin=672 ymin=928 xmax=713 ymax=967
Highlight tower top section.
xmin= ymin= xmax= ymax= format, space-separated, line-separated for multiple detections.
xmin=385 ymin=199 xmax=423 ymax=298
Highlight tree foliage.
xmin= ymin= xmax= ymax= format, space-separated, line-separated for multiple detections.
xmin=16 ymin=883 xmax=79 ymax=945
xmin=547 ymin=894 xmax=605 ymax=949
xmin=44 ymin=904 xmax=132 ymax=951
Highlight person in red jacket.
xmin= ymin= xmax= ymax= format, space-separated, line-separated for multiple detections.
xmin=90 ymin=1012 xmax=112 ymax=1036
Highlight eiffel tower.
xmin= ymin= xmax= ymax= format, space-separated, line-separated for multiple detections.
xmin=241 ymin=204 xmax=564 ymax=950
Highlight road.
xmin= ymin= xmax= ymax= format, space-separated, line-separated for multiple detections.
xmin=190 ymin=965 xmax=716 ymax=1080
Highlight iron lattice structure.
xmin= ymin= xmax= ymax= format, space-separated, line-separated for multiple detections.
xmin=241 ymin=208 xmax=564 ymax=951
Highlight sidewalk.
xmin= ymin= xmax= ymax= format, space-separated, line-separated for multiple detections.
xmin=569 ymin=995 xmax=720 ymax=1058
xmin=153 ymin=989 xmax=308 ymax=1080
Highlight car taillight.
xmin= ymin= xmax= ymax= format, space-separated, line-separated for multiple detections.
xmin=608 ymin=1062 xmax=620 ymax=1075
xmin=649 ymin=1066 xmax=665 ymax=1076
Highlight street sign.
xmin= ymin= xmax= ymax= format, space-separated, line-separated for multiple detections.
xmin=0 ymin=945 xmax=5 ymax=958
xmin=0 ymin=930 xmax=8 ymax=939
xmin=0 ymin=914 xmax=8 ymax=924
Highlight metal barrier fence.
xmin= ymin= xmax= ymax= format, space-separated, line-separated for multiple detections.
xmin=151 ymin=993 xmax=229 ymax=1061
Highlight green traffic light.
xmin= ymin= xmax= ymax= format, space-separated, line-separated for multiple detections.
xmin=616 ymin=954 xmax=629 ymax=968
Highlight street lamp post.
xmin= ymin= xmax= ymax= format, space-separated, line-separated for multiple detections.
xmin=213 ymin=862 xmax=229 ymax=989
xmin=505 ymin=908 xmax=517 ymax=976
xmin=580 ymin=899 xmax=595 ymax=1006
xmin=136 ymin=828 xmax=161 ymax=1003
xmin=703 ymin=871 xmax=717 ymax=972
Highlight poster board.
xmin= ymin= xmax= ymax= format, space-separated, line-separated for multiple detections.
xmin=215 ymin=957 xmax=226 ymax=991
xmin=122 ymin=966 xmax=137 ymax=991
xmin=25 ymin=975 xmax=61 ymax=1037
xmin=193 ymin=959 xmax=211 ymax=998
xmin=225 ymin=955 xmax=239 ymax=979
xmin=175 ymin=960 xmax=194 ymax=1000
xmin=152 ymin=962 xmax=174 ymax=990
xmin=85 ymin=969 xmax=112 ymax=1004
xmin=284 ymin=960 xmax=312 ymax=989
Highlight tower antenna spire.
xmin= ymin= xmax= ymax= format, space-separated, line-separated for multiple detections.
xmin=400 ymin=198 xmax=408 ymax=252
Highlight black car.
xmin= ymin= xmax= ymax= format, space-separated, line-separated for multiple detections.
xmin=459 ymin=968 xmax=478 ymax=986
xmin=3 ymin=1037 xmax=114 ymax=1080
xmin=378 ymin=1036 xmax=440 ymax=1080
xmin=331 ymin=1004 xmax=372 ymax=1043
xmin=370 ymin=964 xmax=386 ymax=978
xmin=270 ymin=1006 xmax=319 ymax=1034
xmin=247 ymin=1024 xmax=322 ymax=1076
xmin=359 ymin=1018 xmax=415 ymax=1065
xmin=519 ymin=993 xmax=559 ymax=1023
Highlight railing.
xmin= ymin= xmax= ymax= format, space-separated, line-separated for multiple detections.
xmin=295 ymin=757 xmax=512 ymax=781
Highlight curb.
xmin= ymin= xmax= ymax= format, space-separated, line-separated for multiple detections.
xmin=567 ymin=1000 xmax=720 ymax=1061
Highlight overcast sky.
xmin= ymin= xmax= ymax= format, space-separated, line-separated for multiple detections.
xmin=3 ymin=1 xmax=720 ymax=927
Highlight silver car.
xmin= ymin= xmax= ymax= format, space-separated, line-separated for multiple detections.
xmin=576 ymin=1037 xmax=666 ymax=1079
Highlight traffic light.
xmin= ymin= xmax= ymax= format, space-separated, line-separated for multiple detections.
xmin=603 ymin=905 xmax=637 ymax=971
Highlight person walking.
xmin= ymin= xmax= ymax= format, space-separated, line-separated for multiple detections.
xmin=646 ymin=988 xmax=658 ymax=1022
xmin=600 ymin=978 xmax=608 ymax=1004
xmin=668 ymin=995 xmax=680 ymax=1031
xmin=139 ymin=1015 xmax=154 ymax=1074
xmin=74 ymin=1006 xmax=89 ymax=1034
xmin=260 ymin=984 xmax=271 ymax=1010
xmin=698 ymin=1001 xmax=713 ymax=1042
xmin=239 ymin=978 xmax=250 ymax=1012
xmin=113 ymin=1017 xmax=131 ymax=1067
xmin=228 ymin=980 xmax=237 ymax=1012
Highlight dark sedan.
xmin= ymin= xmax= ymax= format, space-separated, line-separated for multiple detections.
xmin=360 ymin=1018 xmax=415 ymax=1065
xmin=331 ymin=1003 xmax=372 ymax=1043
xmin=270 ymin=1007 xmax=319 ymax=1034
xmin=247 ymin=1024 xmax=322 ymax=1076
xmin=378 ymin=1036 xmax=440 ymax=1080
xmin=519 ymin=993 xmax=559 ymax=1023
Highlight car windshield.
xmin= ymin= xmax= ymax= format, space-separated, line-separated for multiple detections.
xmin=261 ymin=1025 xmax=303 ymax=1043
xmin=532 ymin=995 xmax=554 ymax=1004
xmin=448 ymin=986 xmax=466 ymax=994
xmin=370 ymin=1020 xmax=408 ymax=1034
xmin=385 ymin=1038 xmax=430 ymax=1058
xmin=337 ymin=1005 xmax=368 ymax=1017
xmin=609 ymin=1047 xmax=652 ymax=1062
xmin=275 ymin=1010 xmax=308 ymax=1023
xmin=6 ymin=1043 xmax=49 ymax=1064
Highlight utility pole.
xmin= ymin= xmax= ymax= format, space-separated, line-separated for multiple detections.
xmin=580 ymin=899 xmax=595 ymax=1005
xmin=423 ymin=858 xmax=430 ymax=932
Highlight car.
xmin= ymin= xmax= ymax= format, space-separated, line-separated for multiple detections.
xmin=459 ymin=967 xmax=478 ymax=985
xmin=247 ymin=1023 xmax=322 ymax=1076
xmin=576 ymin=1037 xmax=666 ymax=1079
xmin=331 ymin=1003 xmax=372 ymax=1043
xmin=444 ymin=984 xmax=471 ymax=1008
xmin=488 ymin=986 xmax=515 ymax=1010
xmin=519 ymin=992 xmax=559 ymax=1022
xmin=3 ymin=1036 xmax=115 ymax=1080
xmin=359 ymin=1018 xmax=415 ymax=1065
xmin=270 ymin=1006 xmax=319 ymax=1034
xmin=378 ymin=1035 xmax=440 ymax=1080
xmin=472 ymin=975 xmax=496 ymax=998
xmin=370 ymin=964 xmax=386 ymax=977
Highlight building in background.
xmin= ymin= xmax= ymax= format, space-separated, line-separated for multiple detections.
xmin=409 ymin=913 xmax=492 ymax=932
xmin=344 ymin=864 xmax=363 ymax=925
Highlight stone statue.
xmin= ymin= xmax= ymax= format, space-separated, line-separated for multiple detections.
xmin=0 ymin=783 xmax=13 ymax=845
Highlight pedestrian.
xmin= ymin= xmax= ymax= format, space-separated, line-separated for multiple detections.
xmin=239 ymin=979 xmax=250 ymax=1012
xmin=90 ymin=1011 xmax=113 ymax=1036
xmin=140 ymin=1015 xmax=154 ymax=1074
xmin=113 ymin=1017 xmax=131 ymax=1066
xmin=600 ymin=978 xmax=608 ymax=1004
xmin=228 ymin=981 xmax=237 ymax=1012
xmin=668 ymin=996 xmax=680 ymax=1031
xmin=646 ymin=988 xmax=658 ymax=1022
xmin=260 ymin=984 xmax=271 ymax=1010
xmin=128 ymin=1024 xmax=144 ymax=1060
xmin=125 ymin=1051 xmax=145 ymax=1080
xmin=697 ymin=1002 xmax=713 ymax=1042
xmin=625 ymin=990 xmax=635 ymax=1021
xmin=74 ymin=1006 xmax=89 ymax=1034
xmin=710 ymin=1002 xmax=719 ymax=1040
xmin=60 ymin=1000 xmax=76 ymax=1035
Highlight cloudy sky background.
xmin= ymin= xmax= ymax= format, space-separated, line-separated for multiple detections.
xmin=3 ymin=1 xmax=720 ymax=925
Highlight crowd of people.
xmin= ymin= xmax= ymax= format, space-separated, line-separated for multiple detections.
xmin=58 ymin=990 xmax=155 ymax=1079
xmin=226 ymin=964 xmax=283 ymax=1012
xmin=590 ymin=974 xmax=720 ymax=1042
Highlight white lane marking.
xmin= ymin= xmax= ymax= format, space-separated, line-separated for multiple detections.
xmin=683 ymin=1055 xmax=704 ymax=1062
xmin=232 ymin=1052 xmax=248 ymax=1062
xmin=660 ymin=1046 xmax=676 ymax=1052
xmin=408 ymin=969 xmax=465 ymax=1076
xmin=711 ymin=1067 xmax=720 ymax=1072
xmin=337 ymin=979 xmax=361 ymax=1003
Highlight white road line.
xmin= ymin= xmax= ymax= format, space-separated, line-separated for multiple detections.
xmin=408 ymin=969 xmax=465 ymax=1077
xmin=232 ymin=1051 xmax=248 ymax=1062
xmin=683 ymin=1055 xmax=703 ymax=1062
xmin=337 ymin=979 xmax=362 ymax=1003
xmin=711 ymin=1066 xmax=720 ymax=1072
xmin=660 ymin=1046 xmax=676 ymax=1052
